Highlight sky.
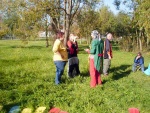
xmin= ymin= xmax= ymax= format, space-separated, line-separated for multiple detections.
xmin=103 ymin=0 xmax=127 ymax=15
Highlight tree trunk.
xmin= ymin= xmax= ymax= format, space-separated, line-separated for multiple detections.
xmin=147 ymin=38 xmax=149 ymax=47
xmin=63 ymin=0 xmax=67 ymax=45
xmin=136 ymin=30 xmax=139 ymax=50
xmin=45 ymin=17 xmax=49 ymax=47
xmin=139 ymin=31 xmax=142 ymax=51
xmin=63 ymin=0 xmax=71 ymax=46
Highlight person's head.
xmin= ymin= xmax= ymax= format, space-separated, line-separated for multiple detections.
xmin=91 ymin=30 xmax=99 ymax=39
xmin=69 ymin=34 xmax=78 ymax=42
xmin=69 ymin=34 xmax=74 ymax=41
xmin=106 ymin=33 xmax=113 ymax=41
xmin=57 ymin=31 xmax=64 ymax=40
xmin=137 ymin=52 xmax=142 ymax=56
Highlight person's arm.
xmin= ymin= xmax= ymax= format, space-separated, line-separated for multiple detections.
xmin=67 ymin=40 xmax=72 ymax=48
xmin=75 ymin=41 xmax=79 ymax=53
xmin=84 ymin=41 xmax=96 ymax=54
xmin=52 ymin=39 xmax=60 ymax=53
xmin=89 ymin=40 xmax=96 ymax=54
xmin=67 ymin=40 xmax=74 ymax=54
xmin=140 ymin=56 xmax=144 ymax=65
xmin=52 ymin=40 xmax=64 ymax=58
xmin=105 ymin=40 xmax=111 ymax=59
xmin=134 ymin=57 xmax=136 ymax=63
xmin=134 ymin=56 xmax=142 ymax=64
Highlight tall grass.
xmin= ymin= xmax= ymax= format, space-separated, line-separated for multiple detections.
xmin=0 ymin=40 xmax=150 ymax=113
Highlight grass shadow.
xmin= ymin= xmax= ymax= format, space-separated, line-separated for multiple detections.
xmin=80 ymin=71 xmax=90 ymax=77
xmin=10 ymin=45 xmax=46 ymax=49
xmin=110 ymin=64 xmax=132 ymax=80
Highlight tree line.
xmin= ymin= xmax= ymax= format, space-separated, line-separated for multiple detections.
xmin=0 ymin=0 xmax=150 ymax=51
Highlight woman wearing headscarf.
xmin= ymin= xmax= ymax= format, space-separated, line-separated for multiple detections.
xmin=85 ymin=30 xmax=104 ymax=88
xmin=52 ymin=31 xmax=68 ymax=85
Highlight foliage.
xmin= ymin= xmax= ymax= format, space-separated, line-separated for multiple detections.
xmin=77 ymin=9 xmax=99 ymax=44
xmin=0 ymin=40 xmax=150 ymax=113
xmin=98 ymin=6 xmax=116 ymax=34
xmin=114 ymin=0 xmax=150 ymax=51
xmin=0 ymin=25 xmax=9 ymax=39
xmin=0 ymin=0 xmax=150 ymax=51
xmin=134 ymin=0 xmax=150 ymax=38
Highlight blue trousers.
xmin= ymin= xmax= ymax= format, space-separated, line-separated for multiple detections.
xmin=132 ymin=63 xmax=144 ymax=72
xmin=54 ymin=61 xmax=67 ymax=84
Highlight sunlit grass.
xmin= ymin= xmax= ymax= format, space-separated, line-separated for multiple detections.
xmin=0 ymin=40 xmax=150 ymax=113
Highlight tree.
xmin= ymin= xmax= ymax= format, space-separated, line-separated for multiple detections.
xmin=77 ymin=9 xmax=99 ymax=44
xmin=134 ymin=0 xmax=150 ymax=48
xmin=98 ymin=6 xmax=116 ymax=34
xmin=113 ymin=0 xmax=150 ymax=51
xmin=0 ymin=0 xmax=21 ymax=40
xmin=115 ymin=11 xmax=133 ymax=51
xmin=1 ymin=0 xmax=101 ymax=46
xmin=20 ymin=0 xmax=100 ymax=45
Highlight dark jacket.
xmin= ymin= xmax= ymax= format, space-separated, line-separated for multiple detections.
xmin=67 ymin=40 xmax=78 ymax=58
xmin=104 ymin=39 xmax=112 ymax=59
xmin=134 ymin=56 xmax=144 ymax=65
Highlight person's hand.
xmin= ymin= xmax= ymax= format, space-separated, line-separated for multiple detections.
xmin=136 ymin=55 xmax=140 ymax=60
xmin=109 ymin=55 xmax=112 ymax=59
xmin=73 ymin=41 xmax=76 ymax=45
xmin=84 ymin=49 xmax=90 ymax=52
xmin=76 ymin=48 xmax=79 ymax=53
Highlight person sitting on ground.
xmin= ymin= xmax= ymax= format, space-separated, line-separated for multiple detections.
xmin=132 ymin=52 xmax=144 ymax=72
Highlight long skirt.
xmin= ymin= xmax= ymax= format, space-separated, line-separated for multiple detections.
xmin=68 ymin=57 xmax=80 ymax=78
xmin=90 ymin=58 xmax=102 ymax=87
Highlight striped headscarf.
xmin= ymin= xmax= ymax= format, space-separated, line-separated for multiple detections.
xmin=91 ymin=30 xmax=100 ymax=40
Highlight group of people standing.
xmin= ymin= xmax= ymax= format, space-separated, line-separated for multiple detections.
xmin=52 ymin=31 xmax=80 ymax=85
xmin=52 ymin=30 xmax=113 ymax=87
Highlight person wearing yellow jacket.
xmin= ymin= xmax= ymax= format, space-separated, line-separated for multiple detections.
xmin=52 ymin=31 xmax=68 ymax=84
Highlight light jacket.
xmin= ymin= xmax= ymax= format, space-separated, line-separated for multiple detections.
xmin=52 ymin=39 xmax=68 ymax=61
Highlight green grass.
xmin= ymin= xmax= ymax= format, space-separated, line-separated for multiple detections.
xmin=0 ymin=40 xmax=150 ymax=113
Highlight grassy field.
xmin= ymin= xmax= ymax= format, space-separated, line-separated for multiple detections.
xmin=0 ymin=40 xmax=150 ymax=113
